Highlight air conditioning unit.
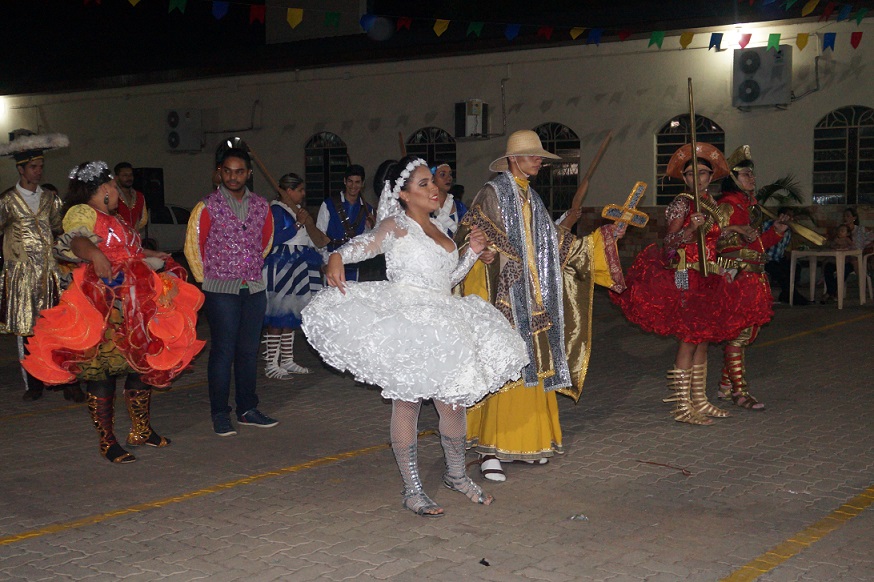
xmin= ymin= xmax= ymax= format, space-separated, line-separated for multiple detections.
xmin=454 ymin=99 xmax=489 ymax=138
xmin=165 ymin=109 xmax=203 ymax=151
xmin=732 ymin=45 xmax=793 ymax=108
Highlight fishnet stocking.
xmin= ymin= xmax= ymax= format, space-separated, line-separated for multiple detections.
xmin=390 ymin=399 xmax=442 ymax=516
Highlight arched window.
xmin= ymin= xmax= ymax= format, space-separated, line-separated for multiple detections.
xmin=405 ymin=127 xmax=457 ymax=170
xmin=813 ymin=105 xmax=874 ymax=205
xmin=533 ymin=122 xmax=580 ymax=219
xmin=304 ymin=132 xmax=349 ymax=207
xmin=655 ymin=114 xmax=725 ymax=205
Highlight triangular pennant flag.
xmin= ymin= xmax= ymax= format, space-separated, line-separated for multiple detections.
xmin=467 ymin=22 xmax=484 ymax=37
xmin=570 ymin=27 xmax=586 ymax=40
xmin=249 ymin=5 xmax=265 ymax=24
xmin=287 ymin=8 xmax=303 ymax=28
xmin=801 ymin=0 xmax=819 ymax=17
xmin=836 ymin=4 xmax=852 ymax=21
xmin=819 ymin=1 xmax=836 ymax=21
xmin=325 ymin=11 xmax=340 ymax=27
xmin=680 ymin=32 xmax=694 ymax=48
xmin=129 ymin=0 xmax=140 ymax=6
xmin=851 ymin=31 xmax=863 ymax=48
xmin=739 ymin=33 xmax=752 ymax=48
xmin=212 ymin=1 xmax=229 ymax=19
xmin=822 ymin=31 xmax=836 ymax=50
xmin=536 ymin=26 xmax=554 ymax=40
xmin=587 ymin=28 xmax=603 ymax=45
xmin=360 ymin=14 xmax=376 ymax=31
xmin=767 ymin=33 xmax=781 ymax=50
xmin=796 ymin=32 xmax=809 ymax=50
xmin=709 ymin=32 xmax=724 ymax=50
xmin=505 ymin=24 xmax=521 ymax=41
xmin=397 ymin=17 xmax=412 ymax=31
xmin=649 ymin=31 xmax=665 ymax=48
xmin=784 ymin=0 xmax=799 ymax=8
xmin=618 ymin=29 xmax=632 ymax=41
xmin=169 ymin=0 xmax=186 ymax=13
xmin=857 ymin=8 xmax=869 ymax=24
xmin=763 ymin=0 xmax=776 ymax=4
xmin=84 ymin=0 xmax=102 ymax=5
xmin=433 ymin=19 xmax=450 ymax=37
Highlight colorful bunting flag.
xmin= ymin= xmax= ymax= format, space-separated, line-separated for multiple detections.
xmin=763 ymin=0 xmax=776 ymax=5
xmin=836 ymin=4 xmax=852 ymax=21
xmin=360 ymin=14 xmax=376 ymax=31
xmin=618 ymin=29 xmax=632 ymax=41
xmin=250 ymin=5 xmax=265 ymax=24
xmin=680 ymin=32 xmax=694 ymax=48
xmin=570 ymin=27 xmax=586 ymax=40
xmin=784 ymin=0 xmax=799 ymax=8
xmin=822 ymin=31 xmax=836 ymax=50
xmin=767 ymin=33 xmax=781 ymax=50
xmin=536 ymin=26 xmax=554 ymax=40
xmin=505 ymin=24 xmax=521 ymax=41
xmin=433 ymin=19 xmax=450 ymax=37
xmin=739 ymin=33 xmax=752 ymax=48
xmin=325 ymin=11 xmax=340 ymax=28
xmin=466 ymin=22 xmax=484 ymax=37
xmin=396 ymin=17 xmax=412 ymax=31
xmin=709 ymin=33 xmax=723 ymax=50
xmin=649 ymin=31 xmax=665 ymax=49
xmin=169 ymin=0 xmax=186 ymax=13
xmin=587 ymin=28 xmax=603 ymax=45
xmin=819 ymin=1 xmax=836 ymax=21
xmin=851 ymin=31 xmax=863 ymax=48
xmin=801 ymin=0 xmax=819 ymax=17
xmin=212 ymin=1 xmax=228 ymax=20
xmin=287 ymin=8 xmax=303 ymax=29
xmin=796 ymin=32 xmax=809 ymax=50
xmin=857 ymin=8 xmax=869 ymax=24
xmin=84 ymin=0 xmax=102 ymax=5
xmin=129 ymin=0 xmax=140 ymax=6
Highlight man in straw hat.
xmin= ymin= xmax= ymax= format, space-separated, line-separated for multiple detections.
xmin=0 ymin=129 xmax=85 ymax=402
xmin=455 ymin=129 xmax=626 ymax=482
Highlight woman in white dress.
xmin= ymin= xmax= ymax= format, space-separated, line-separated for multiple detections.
xmin=302 ymin=156 xmax=528 ymax=517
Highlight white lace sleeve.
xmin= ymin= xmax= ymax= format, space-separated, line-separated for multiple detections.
xmin=337 ymin=217 xmax=400 ymax=264
xmin=449 ymin=247 xmax=480 ymax=288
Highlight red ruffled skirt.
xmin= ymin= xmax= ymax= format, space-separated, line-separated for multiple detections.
xmin=610 ymin=244 xmax=773 ymax=344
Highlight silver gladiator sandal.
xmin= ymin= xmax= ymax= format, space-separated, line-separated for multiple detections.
xmin=441 ymin=435 xmax=494 ymax=505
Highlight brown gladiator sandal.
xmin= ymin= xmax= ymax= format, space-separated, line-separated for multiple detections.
xmin=664 ymin=368 xmax=713 ymax=425
xmin=87 ymin=393 xmax=136 ymax=463
xmin=689 ymin=363 xmax=730 ymax=418
xmin=723 ymin=349 xmax=765 ymax=410
xmin=124 ymin=388 xmax=171 ymax=447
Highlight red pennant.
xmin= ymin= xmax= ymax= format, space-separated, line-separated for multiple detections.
xmin=249 ymin=5 xmax=266 ymax=24
xmin=739 ymin=33 xmax=752 ymax=48
xmin=396 ymin=16 xmax=412 ymax=31
xmin=819 ymin=1 xmax=836 ymax=21
xmin=851 ymin=31 xmax=863 ymax=48
xmin=618 ymin=29 xmax=632 ymax=41
xmin=84 ymin=0 xmax=102 ymax=4
xmin=536 ymin=26 xmax=554 ymax=40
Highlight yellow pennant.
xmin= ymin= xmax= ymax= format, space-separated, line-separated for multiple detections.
xmin=801 ymin=0 xmax=820 ymax=17
xmin=680 ymin=32 xmax=695 ymax=48
xmin=287 ymin=8 xmax=303 ymax=29
xmin=796 ymin=33 xmax=809 ymax=51
xmin=129 ymin=0 xmax=140 ymax=6
xmin=570 ymin=27 xmax=586 ymax=40
xmin=433 ymin=19 xmax=450 ymax=37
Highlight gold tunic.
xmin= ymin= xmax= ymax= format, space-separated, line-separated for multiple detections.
xmin=0 ymin=186 xmax=63 ymax=336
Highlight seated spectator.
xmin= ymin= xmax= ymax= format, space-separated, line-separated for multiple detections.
xmin=822 ymin=207 xmax=873 ymax=303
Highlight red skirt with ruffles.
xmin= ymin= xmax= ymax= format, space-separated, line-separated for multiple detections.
xmin=610 ymin=244 xmax=773 ymax=344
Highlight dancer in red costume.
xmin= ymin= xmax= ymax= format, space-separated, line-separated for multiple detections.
xmin=610 ymin=144 xmax=773 ymax=425
xmin=23 ymin=161 xmax=205 ymax=463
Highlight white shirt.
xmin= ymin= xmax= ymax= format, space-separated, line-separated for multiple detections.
xmin=15 ymin=183 xmax=43 ymax=213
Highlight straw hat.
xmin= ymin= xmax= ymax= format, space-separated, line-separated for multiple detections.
xmin=664 ymin=142 xmax=729 ymax=180
xmin=489 ymin=130 xmax=562 ymax=172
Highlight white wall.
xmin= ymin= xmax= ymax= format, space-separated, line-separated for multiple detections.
xmin=1 ymin=20 xmax=872 ymax=210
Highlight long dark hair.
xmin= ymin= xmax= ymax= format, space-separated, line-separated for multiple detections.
xmin=383 ymin=155 xmax=426 ymax=209
xmin=63 ymin=161 xmax=111 ymax=214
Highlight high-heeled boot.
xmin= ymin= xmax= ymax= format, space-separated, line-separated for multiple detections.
xmin=689 ymin=363 xmax=730 ymax=418
xmin=722 ymin=348 xmax=765 ymax=410
xmin=664 ymin=368 xmax=713 ymax=425
xmin=87 ymin=392 xmax=136 ymax=463
xmin=441 ymin=435 xmax=493 ymax=505
xmin=393 ymin=442 xmax=443 ymax=517
xmin=124 ymin=387 xmax=171 ymax=447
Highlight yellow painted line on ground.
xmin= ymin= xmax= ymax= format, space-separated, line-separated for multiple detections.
xmin=0 ymin=429 xmax=438 ymax=547
xmin=753 ymin=312 xmax=874 ymax=349
xmin=720 ymin=485 xmax=874 ymax=582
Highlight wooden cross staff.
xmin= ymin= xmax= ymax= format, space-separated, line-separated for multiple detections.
xmin=601 ymin=181 xmax=650 ymax=237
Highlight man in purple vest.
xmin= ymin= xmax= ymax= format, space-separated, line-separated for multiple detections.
xmin=185 ymin=148 xmax=278 ymax=436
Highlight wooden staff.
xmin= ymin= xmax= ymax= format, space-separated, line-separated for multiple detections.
xmin=570 ymin=130 xmax=613 ymax=212
xmin=687 ymin=78 xmax=709 ymax=277
xmin=398 ymin=131 xmax=407 ymax=157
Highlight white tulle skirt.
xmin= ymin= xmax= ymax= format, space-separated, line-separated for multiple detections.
xmin=301 ymin=281 xmax=528 ymax=407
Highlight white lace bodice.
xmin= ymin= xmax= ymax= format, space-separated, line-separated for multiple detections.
xmin=337 ymin=213 xmax=478 ymax=293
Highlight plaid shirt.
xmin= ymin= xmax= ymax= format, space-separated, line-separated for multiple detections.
xmin=763 ymin=219 xmax=791 ymax=262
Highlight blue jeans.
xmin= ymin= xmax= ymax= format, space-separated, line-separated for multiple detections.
xmin=204 ymin=289 xmax=266 ymax=418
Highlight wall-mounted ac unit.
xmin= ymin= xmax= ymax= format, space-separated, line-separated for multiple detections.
xmin=732 ymin=45 xmax=793 ymax=108
xmin=455 ymin=99 xmax=489 ymax=137
xmin=165 ymin=109 xmax=203 ymax=151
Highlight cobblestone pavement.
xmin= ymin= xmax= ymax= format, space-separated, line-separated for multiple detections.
xmin=0 ymin=291 xmax=871 ymax=581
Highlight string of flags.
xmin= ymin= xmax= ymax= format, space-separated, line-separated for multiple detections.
xmin=89 ymin=1 xmax=869 ymax=51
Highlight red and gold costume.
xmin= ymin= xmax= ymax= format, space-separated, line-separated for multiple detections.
xmin=116 ymin=188 xmax=148 ymax=232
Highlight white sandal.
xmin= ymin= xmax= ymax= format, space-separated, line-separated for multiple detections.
xmin=479 ymin=455 xmax=506 ymax=482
